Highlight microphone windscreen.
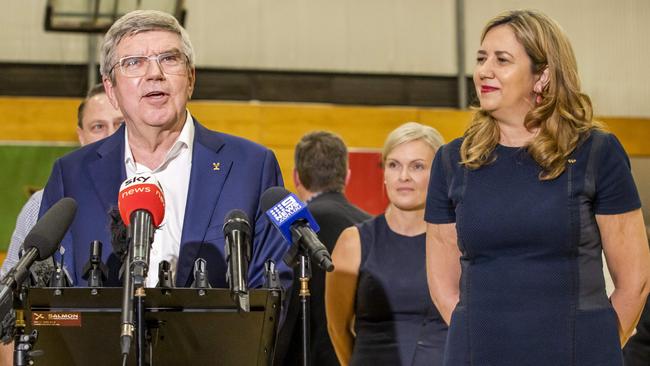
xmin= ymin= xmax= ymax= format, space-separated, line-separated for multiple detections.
xmin=260 ymin=186 xmax=291 ymax=212
xmin=24 ymin=197 xmax=77 ymax=260
xmin=118 ymin=174 xmax=165 ymax=227
xmin=109 ymin=207 xmax=128 ymax=259
xmin=223 ymin=209 xmax=251 ymax=236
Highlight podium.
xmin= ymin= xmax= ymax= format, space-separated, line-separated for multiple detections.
xmin=23 ymin=287 xmax=281 ymax=365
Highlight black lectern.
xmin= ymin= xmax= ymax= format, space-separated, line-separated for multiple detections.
xmin=23 ymin=288 xmax=281 ymax=365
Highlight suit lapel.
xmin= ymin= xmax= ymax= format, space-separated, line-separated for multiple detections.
xmin=176 ymin=120 xmax=232 ymax=286
xmin=88 ymin=126 xmax=127 ymax=213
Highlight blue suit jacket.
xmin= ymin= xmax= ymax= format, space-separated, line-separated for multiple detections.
xmin=40 ymin=118 xmax=290 ymax=289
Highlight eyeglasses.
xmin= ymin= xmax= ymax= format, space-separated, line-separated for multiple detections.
xmin=109 ymin=52 xmax=188 ymax=78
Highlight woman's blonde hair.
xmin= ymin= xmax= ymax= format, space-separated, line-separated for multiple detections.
xmin=382 ymin=122 xmax=445 ymax=165
xmin=461 ymin=9 xmax=600 ymax=180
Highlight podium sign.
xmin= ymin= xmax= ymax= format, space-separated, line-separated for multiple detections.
xmin=24 ymin=288 xmax=281 ymax=365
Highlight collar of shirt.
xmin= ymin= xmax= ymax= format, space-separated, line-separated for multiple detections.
xmin=306 ymin=190 xmax=343 ymax=204
xmin=306 ymin=191 xmax=323 ymax=204
xmin=122 ymin=111 xmax=195 ymax=287
xmin=123 ymin=111 xmax=195 ymax=173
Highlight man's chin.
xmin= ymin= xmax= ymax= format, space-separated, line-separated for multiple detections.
xmin=137 ymin=112 xmax=183 ymax=129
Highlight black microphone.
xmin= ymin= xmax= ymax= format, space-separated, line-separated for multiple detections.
xmin=191 ymin=258 xmax=211 ymax=296
xmin=81 ymin=240 xmax=109 ymax=288
xmin=264 ymin=259 xmax=281 ymax=290
xmin=260 ymin=187 xmax=334 ymax=272
xmin=0 ymin=197 xmax=77 ymax=341
xmin=108 ymin=207 xmax=128 ymax=263
xmin=157 ymin=260 xmax=174 ymax=289
xmin=223 ymin=209 xmax=252 ymax=312
xmin=48 ymin=245 xmax=73 ymax=288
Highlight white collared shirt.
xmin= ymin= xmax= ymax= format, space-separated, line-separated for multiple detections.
xmin=124 ymin=111 xmax=194 ymax=287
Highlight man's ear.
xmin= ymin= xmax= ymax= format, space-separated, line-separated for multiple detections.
xmin=187 ymin=67 xmax=196 ymax=99
xmin=534 ymin=67 xmax=550 ymax=94
xmin=293 ymin=169 xmax=302 ymax=188
xmin=345 ymin=169 xmax=351 ymax=187
xmin=76 ymin=126 xmax=86 ymax=146
xmin=102 ymin=76 xmax=119 ymax=110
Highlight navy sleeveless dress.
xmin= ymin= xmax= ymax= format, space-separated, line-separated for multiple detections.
xmin=351 ymin=215 xmax=448 ymax=365
xmin=424 ymin=131 xmax=641 ymax=365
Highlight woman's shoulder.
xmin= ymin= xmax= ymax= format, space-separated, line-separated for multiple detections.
xmin=355 ymin=214 xmax=383 ymax=235
xmin=577 ymin=128 xmax=627 ymax=156
xmin=432 ymin=137 xmax=464 ymax=174
xmin=582 ymin=128 xmax=618 ymax=144
xmin=432 ymin=137 xmax=463 ymax=163
xmin=442 ymin=137 xmax=464 ymax=152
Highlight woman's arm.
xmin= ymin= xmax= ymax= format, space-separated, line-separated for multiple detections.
xmin=325 ymin=227 xmax=362 ymax=366
xmin=426 ymin=222 xmax=461 ymax=325
xmin=598 ymin=209 xmax=650 ymax=346
xmin=0 ymin=342 xmax=12 ymax=366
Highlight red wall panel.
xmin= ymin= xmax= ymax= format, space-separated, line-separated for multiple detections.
xmin=345 ymin=150 xmax=388 ymax=216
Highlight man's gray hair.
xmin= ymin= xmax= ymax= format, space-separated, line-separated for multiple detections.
xmin=100 ymin=10 xmax=195 ymax=80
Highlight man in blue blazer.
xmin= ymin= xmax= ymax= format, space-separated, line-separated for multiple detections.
xmin=39 ymin=10 xmax=290 ymax=291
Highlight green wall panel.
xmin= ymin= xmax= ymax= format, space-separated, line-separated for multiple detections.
xmin=0 ymin=145 xmax=76 ymax=250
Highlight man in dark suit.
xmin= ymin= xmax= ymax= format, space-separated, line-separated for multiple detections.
xmin=275 ymin=131 xmax=371 ymax=365
xmin=39 ymin=10 xmax=290 ymax=290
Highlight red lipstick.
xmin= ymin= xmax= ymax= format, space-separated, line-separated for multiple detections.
xmin=481 ymin=85 xmax=499 ymax=93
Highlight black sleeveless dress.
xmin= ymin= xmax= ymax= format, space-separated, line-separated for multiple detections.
xmin=351 ymin=215 xmax=447 ymax=365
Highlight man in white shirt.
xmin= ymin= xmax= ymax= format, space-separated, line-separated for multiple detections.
xmin=39 ymin=10 xmax=289 ymax=291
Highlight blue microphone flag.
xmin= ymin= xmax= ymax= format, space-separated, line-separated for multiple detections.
xmin=264 ymin=192 xmax=320 ymax=246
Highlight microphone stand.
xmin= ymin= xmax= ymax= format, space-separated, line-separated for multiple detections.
xmin=13 ymin=285 xmax=42 ymax=366
xmin=284 ymin=228 xmax=323 ymax=366
xmin=130 ymin=210 xmax=154 ymax=366
xmin=120 ymin=253 xmax=134 ymax=366
xmin=120 ymin=246 xmax=150 ymax=366
xmin=298 ymin=253 xmax=312 ymax=366
xmin=134 ymin=285 xmax=146 ymax=366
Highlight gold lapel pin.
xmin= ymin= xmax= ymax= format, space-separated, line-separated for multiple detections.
xmin=568 ymin=159 xmax=576 ymax=164
xmin=213 ymin=162 xmax=221 ymax=171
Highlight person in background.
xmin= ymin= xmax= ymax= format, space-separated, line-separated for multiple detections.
xmin=275 ymin=131 xmax=370 ymax=366
xmin=38 ymin=10 xmax=290 ymax=290
xmin=326 ymin=122 xmax=448 ymax=365
xmin=425 ymin=10 xmax=650 ymax=365
xmin=0 ymin=83 xmax=123 ymax=366
xmin=0 ymin=83 xmax=123 ymax=278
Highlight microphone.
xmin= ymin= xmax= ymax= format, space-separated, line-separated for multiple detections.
xmin=117 ymin=174 xmax=165 ymax=359
xmin=264 ymin=259 xmax=281 ymax=290
xmin=191 ymin=258 xmax=211 ymax=296
xmin=156 ymin=260 xmax=174 ymax=289
xmin=48 ymin=246 xmax=73 ymax=289
xmin=81 ymin=240 xmax=109 ymax=288
xmin=108 ymin=207 xmax=128 ymax=263
xmin=118 ymin=174 xmax=165 ymax=286
xmin=223 ymin=209 xmax=252 ymax=312
xmin=260 ymin=187 xmax=334 ymax=272
xmin=0 ymin=197 xmax=77 ymax=341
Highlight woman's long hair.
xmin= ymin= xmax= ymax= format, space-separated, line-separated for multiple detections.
xmin=460 ymin=10 xmax=600 ymax=180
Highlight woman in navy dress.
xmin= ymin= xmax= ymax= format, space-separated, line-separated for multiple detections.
xmin=326 ymin=122 xmax=448 ymax=365
xmin=425 ymin=10 xmax=650 ymax=366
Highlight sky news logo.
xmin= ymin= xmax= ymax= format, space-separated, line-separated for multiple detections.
xmin=269 ymin=195 xmax=303 ymax=224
